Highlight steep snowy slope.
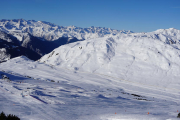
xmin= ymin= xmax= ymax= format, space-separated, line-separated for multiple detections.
xmin=0 ymin=30 xmax=80 ymax=59
xmin=20 ymin=33 xmax=80 ymax=56
xmin=0 ymin=31 xmax=20 ymax=45
xmin=0 ymin=38 xmax=41 ymax=62
xmin=0 ymin=19 xmax=132 ymax=41
xmin=39 ymin=33 xmax=180 ymax=89
xmin=0 ymin=31 xmax=41 ymax=61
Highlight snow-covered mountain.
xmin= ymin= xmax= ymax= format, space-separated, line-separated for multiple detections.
xmin=0 ymin=19 xmax=133 ymax=41
xmin=0 ymin=30 xmax=20 ymax=45
xmin=39 ymin=29 xmax=180 ymax=89
xmin=1 ymin=19 xmax=180 ymax=119
xmin=0 ymin=19 xmax=133 ymax=59
xmin=0 ymin=38 xmax=41 ymax=62
xmin=129 ymin=28 xmax=180 ymax=44
xmin=19 ymin=33 xmax=80 ymax=56
xmin=0 ymin=31 xmax=41 ymax=62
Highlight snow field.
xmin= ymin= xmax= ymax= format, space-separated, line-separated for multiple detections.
xmin=0 ymin=57 xmax=180 ymax=119
xmin=1 ymin=19 xmax=180 ymax=119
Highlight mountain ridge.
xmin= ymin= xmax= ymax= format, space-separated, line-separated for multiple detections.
xmin=0 ymin=19 xmax=133 ymax=41
xmin=1 ymin=19 xmax=180 ymax=63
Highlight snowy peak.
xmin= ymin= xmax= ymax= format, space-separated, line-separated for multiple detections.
xmin=127 ymin=27 xmax=180 ymax=45
xmin=0 ymin=19 xmax=133 ymax=41
xmin=1 ymin=18 xmax=180 ymax=63
xmin=152 ymin=28 xmax=180 ymax=44
xmin=154 ymin=28 xmax=178 ymax=33
xmin=152 ymin=28 xmax=180 ymax=38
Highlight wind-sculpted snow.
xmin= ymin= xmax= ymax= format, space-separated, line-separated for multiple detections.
xmin=0 ymin=19 xmax=133 ymax=41
xmin=39 ymin=34 xmax=180 ymax=89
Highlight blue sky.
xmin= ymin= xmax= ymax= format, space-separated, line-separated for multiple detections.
xmin=0 ymin=0 xmax=180 ymax=32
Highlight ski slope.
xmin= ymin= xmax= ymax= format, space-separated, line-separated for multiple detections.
xmin=0 ymin=56 xmax=180 ymax=120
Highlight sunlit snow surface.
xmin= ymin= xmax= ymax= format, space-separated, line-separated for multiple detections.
xmin=1 ymin=26 xmax=180 ymax=119
xmin=39 ymin=33 xmax=180 ymax=90
xmin=0 ymin=56 xmax=180 ymax=120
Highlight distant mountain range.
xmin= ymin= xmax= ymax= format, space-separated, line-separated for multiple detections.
xmin=0 ymin=19 xmax=180 ymax=63
xmin=0 ymin=19 xmax=133 ymax=62
xmin=0 ymin=19 xmax=133 ymax=41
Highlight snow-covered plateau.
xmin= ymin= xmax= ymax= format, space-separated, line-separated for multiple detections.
xmin=1 ymin=19 xmax=180 ymax=120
